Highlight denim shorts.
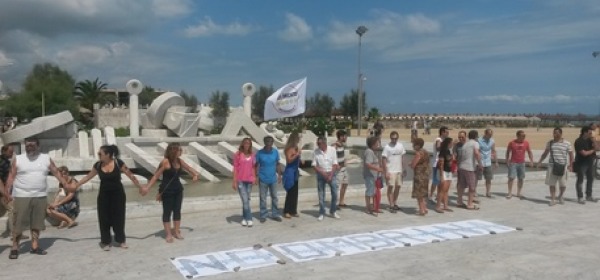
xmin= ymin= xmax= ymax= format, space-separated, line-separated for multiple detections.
xmin=364 ymin=176 xmax=375 ymax=197
xmin=508 ymin=163 xmax=526 ymax=180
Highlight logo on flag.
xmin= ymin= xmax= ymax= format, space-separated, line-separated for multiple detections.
xmin=264 ymin=77 xmax=307 ymax=120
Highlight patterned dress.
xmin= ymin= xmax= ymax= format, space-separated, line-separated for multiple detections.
xmin=412 ymin=149 xmax=431 ymax=199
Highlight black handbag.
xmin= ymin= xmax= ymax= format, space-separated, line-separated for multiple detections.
xmin=550 ymin=144 xmax=565 ymax=177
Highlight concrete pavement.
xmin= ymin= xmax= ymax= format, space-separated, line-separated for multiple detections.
xmin=1 ymin=170 xmax=599 ymax=280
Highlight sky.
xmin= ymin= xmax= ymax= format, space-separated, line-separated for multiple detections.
xmin=1 ymin=0 xmax=600 ymax=115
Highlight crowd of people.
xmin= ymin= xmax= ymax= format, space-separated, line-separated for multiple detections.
xmin=0 ymin=122 xmax=598 ymax=259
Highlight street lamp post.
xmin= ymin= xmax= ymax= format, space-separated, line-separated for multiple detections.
xmin=356 ymin=25 xmax=368 ymax=136
xmin=594 ymin=51 xmax=600 ymax=118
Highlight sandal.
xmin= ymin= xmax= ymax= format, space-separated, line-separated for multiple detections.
xmin=68 ymin=221 xmax=78 ymax=228
xmin=8 ymin=249 xmax=18 ymax=259
xmin=99 ymin=243 xmax=111 ymax=251
xmin=456 ymin=203 xmax=467 ymax=209
xmin=434 ymin=208 xmax=444 ymax=214
xmin=443 ymin=208 xmax=454 ymax=212
xmin=466 ymin=205 xmax=480 ymax=210
xmin=30 ymin=247 xmax=47 ymax=255
xmin=174 ymin=231 xmax=184 ymax=240
xmin=166 ymin=236 xmax=174 ymax=243
xmin=119 ymin=243 xmax=129 ymax=249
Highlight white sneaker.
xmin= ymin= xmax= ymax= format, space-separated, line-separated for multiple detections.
xmin=247 ymin=220 xmax=253 ymax=227
xmin=332 ymin=212 xmax=341 ymax=219
xmin=317 ymin=215 xmax=324 ymax=221
xmin=241 ymin=220 xmax=248 ymax=226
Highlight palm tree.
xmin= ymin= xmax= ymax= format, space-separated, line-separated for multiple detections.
xmin=74 ymin=78 xmax=111 ymax=112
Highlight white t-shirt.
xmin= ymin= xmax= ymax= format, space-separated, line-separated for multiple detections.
xmin=459 ymin=139 xmax=480 ymax=172
xmin=312 ymin=147 xmax=338 ymax=172
xmin=382 ymin=142 xmax=406 ymax=173
xmin=13 ymin=153 xmax=51 ymax=198
xmin=431 ymin=137 xmax=443 ymax=167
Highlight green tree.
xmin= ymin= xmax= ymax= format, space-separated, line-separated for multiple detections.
xmin=74 ymin=78 xmax=111 ymax=111
xmin=367 ymin=107 xmax=380 ymax=120
xmin=180 ymin=90 xmax=199 ymax=111
xmin=305 ymin=92 xmax=335 ymax=118
xmin=138 ymin=86 xmax=159 ymax=107
xmin=339 ymin=89 xmax=367 ymax=119
xmin=5 ymin=63 xmax=78 ymax=121
xmin=209 ymin=90 xmax=230 ymax=118
xmin=251 ymin=85 xmax=273 ymax=121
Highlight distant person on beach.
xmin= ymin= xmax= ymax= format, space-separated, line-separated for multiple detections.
xmin=536 ymin=127 xmax=573 ymax=206
xmin=334 ymin=130 xmax=349 ymax=208
xmin=573 ymin=126 xmax=597 ymax=204
xmin=231 ymin=137 xmax=256 ymax=227
xmin=410 ymin=138 xmax=430 ymax=216
xmin=4 ymin=138 xmax=69 ymax=259
xmin=429 ymin=126 xmax=450 ymax=204
xmin=454 ymin=131 xmax=467 ymax=208
xmin=478 ymin=129 xmax=498 ymax=198
xmin=143 ymin=143 xmax=199 ymax=242
xmin=411 ymin=120 xmax=419 ymax=141
xmin=312 ymin=136 xmax=340 ymax=221
xmin=255 ymin=136 xmax=282 ymax=223
xmin=363 ymin=136 xmax=382 ymax=216
xmin=74 ymin=145 xmax=142 ymax=250
xmin=47 ymin=166 xmax=80 ymax=229
xmin=283 ymin=132 xmax=301 ymax=219
xmin=381 ymin=131 xmax=407 ymax=213
xmin=505 ymin=130 xmax=534 ymax=199
xmin=458 ymin=130 xmax=482 ymax=210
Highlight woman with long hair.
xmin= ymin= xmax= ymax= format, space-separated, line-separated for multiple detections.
xmin=144 ymin=143 xmax=199 ymax=243
xmin=232 ymin=137 xmax=257 ymax=227
xmin=410 ymin=138 xmax=431 ymax=216
xmin=435 ymin=137 xmax=454 ymax=213
xmin=283 ymin=131 xmax=301 ymax=218
xmin=75 ymin=145 xmax=142 ymax=250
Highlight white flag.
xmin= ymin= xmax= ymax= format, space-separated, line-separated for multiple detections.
xmin=263 ymin=77 xmax=307 ymax=120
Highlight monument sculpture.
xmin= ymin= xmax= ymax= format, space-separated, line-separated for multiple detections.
xmin=0 ymin=80 xmax=315 ymax=190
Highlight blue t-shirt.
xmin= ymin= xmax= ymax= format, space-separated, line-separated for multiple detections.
xmin=256 ymin=148 xmax=280 ymax=184
xmin=478 ymin=137 xmax=495 ymax=167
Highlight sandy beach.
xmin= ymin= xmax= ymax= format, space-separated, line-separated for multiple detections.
xmin=350 ymin=127 xmax=586 ymax=150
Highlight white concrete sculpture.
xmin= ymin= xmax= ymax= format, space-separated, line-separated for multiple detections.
xmin=242 ymin=83 xmax=255 ymax=118
xmin=126 ymin=79 xmax=143 ymax=137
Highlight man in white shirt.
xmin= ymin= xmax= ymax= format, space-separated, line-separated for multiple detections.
xmin=382 ymin=131 xmax=407 ymax=213
xmin=4 ymin=138 xmax=67 ymax=259
xmin=312 ymin=136 xmax=340 ymax=221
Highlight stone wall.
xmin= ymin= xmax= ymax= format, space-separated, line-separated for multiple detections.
xmin=95 ymin=107 xmax=146 ymax=129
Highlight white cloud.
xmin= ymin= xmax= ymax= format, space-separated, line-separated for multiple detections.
xmin=56 ymin=42 xmax=131 ymax=68
xmin=279 ymin=13 xmax=313 ymax=42
xmin=183 ymin=17 xmax=254 ymax=37
xmin=324 ymin=11 xmax=441 ymax=50
xmin=0 ymin=51 xmax=14 ymax=67
xmin=152 ymin=0 xmax=193 ymax=18
xmin=415 ymin=94 xmax=600 ymax=105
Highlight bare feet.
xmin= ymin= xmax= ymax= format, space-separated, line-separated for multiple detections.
xmin=166 ymin=236 xmax=174 ymax=243
xmin=173 ymin=231 xmax=184 ymax=240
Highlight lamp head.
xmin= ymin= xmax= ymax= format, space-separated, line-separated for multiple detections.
xmin=593 ymin=51 xmax=600 ymax=58
xmin=356 ymin=25 xmax=368 ymax=36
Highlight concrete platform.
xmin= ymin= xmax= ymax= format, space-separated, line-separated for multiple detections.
xmin=0 ymin=172 xmax=599 ymax=279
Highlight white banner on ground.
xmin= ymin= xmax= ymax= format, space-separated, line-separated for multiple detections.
xmin=271 ymin=219 xmax=515 ymax=262
xmin=169 ymin=220 xmax=515 ymax=278
xmin=263 ymin=77 xmax=307 ymax=120
xmin=170 ymin=247 xmax=280 ymax=278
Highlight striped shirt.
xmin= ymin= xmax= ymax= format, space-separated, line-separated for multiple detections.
xmin=334 ymin=142 xmax=345 ymax=167
xmin=546 ymin=139 xmax=571 ymax=164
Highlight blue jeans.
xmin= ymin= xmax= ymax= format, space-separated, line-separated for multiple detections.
xmin=259 ymin=181 xmax=280 ymax=219
xmin=237 ymin=182 xmax=253 ymax=221
xmin=317 ymin=172 xmax=338 ymax=215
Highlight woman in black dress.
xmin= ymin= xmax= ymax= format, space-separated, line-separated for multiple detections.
xmin=75 ymin=145 xmax=142 ymax=251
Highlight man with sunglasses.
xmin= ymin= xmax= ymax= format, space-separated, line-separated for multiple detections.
xmin=312 ymin=136 xmax=340 ymax=221
xmin=382 ymin=131 xmax=407 ymax=213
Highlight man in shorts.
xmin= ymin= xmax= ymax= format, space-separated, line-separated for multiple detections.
xmin=382 ymin=131 xmax=407 ymax=213
xmin=478 ymin=129 xmax=498 ymax=198
xmin=458 ymin=130 xmax=482 ymax=210
xmin=536 ymin=127 xmax=573 ymax=206
xmin=505 ymin=130 xmax=534 ymax=199
xmin=3 ymin=138 xmax=67 ymax=259
xmin=334 ymin=130 xmax=349 ymax=208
